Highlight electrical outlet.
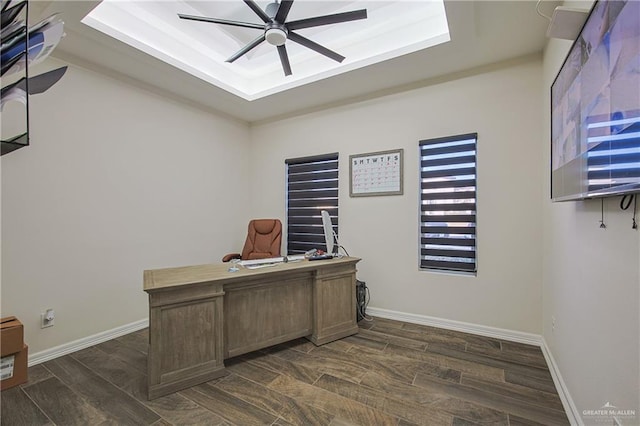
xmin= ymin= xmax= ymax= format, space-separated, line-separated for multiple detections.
xmin=551 ymin=316 xmax=556 ymax=332
xmin=40 ymin=308 xmax=55 ymax=328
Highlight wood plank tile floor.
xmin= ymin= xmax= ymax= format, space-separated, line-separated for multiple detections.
xmin=1 ymin=317 xmax=569 ymax=425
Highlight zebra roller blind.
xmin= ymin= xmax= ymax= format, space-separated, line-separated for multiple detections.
xmin=420 ymin=133 xmax=477 ymax=273
xmin=285 ymin=153 xmax=339 ymax=254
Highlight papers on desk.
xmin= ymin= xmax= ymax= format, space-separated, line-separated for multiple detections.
xmin=245 ymin=263 xmax=279 ymax=270
xmin=238 ymin=257 xmax=285 ymax=267
xmin=285 ymin=254 xmax=306 ymax=262
xmin=236 ymin=255 xmax=310 ymax=269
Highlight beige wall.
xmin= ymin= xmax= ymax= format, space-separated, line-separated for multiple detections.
xmin=542 ymin=1 xmax=640 ymax=419
xmin=5 ymin=26 xmax=637 ymax=421
xmin=1 ymin=59 xmax=252 ymax=354
xmin=249 ymin=57 xmax=544 ymax=334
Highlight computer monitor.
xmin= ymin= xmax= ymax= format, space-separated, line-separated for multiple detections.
xmin=321 ymin=210 xmax=336 ymax=255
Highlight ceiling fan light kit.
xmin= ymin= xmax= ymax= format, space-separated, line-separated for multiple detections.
xmin=178 ymin=0 xmax=367 ymax=76
xmin=265 ymin=27 xmax=287 ymax=46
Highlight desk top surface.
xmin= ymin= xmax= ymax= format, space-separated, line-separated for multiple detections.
xmin=143 ymin=256 xmax=361 ymax=292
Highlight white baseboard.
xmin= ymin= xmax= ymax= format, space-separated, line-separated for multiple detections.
xmin=28 ymin=318 xmax=149 ymax=366
xmin=366 ymin=306 xmax=582 ymax=424
xmin=539 ymin=337 xmax=583 ymax=426
xmin=366 ymin=307 xmax=542 ymax=345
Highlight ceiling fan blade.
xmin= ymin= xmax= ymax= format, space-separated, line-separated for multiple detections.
xmin=288 ymin=31 xmax=344 ymax=63
xmin=243 ymin=0 xmax=271 ymax=23
xmin=277 ymin=45 xmax=292 ymax=76
xmin=178 ymin=13 xmax=264 ymax=30
xmin=287 ymin=9 xmax=367 ymax=31
xmin=275 ymin=0 xmax=294 ymax=23
xmin=226 ymin=34 xmax=266 ymax=63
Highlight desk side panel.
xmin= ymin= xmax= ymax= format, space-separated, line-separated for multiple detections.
xmin=311 ymin=263 xmax=359 ymax=345
xmin=147 ymin=284 xmax=225 ymax=399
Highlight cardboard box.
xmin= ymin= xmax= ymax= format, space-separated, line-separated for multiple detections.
xmin=1 ymin=316 xmax=24 ymax=357
xmin=0 ymin=344 xmax=28 ymax=390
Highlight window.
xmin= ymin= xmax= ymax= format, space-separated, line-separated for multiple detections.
xmin=285 ymin=153 xmax=339 ymax=255
xmin=419 ymin=133 xmax=477 ymax=273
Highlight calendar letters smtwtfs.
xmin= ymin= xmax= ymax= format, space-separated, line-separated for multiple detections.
xmin=349 ymin=149 xmax=403 ymax=197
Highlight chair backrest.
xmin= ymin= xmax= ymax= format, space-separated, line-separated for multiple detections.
xmin=241 ymin=219 xmax=282 ymax=260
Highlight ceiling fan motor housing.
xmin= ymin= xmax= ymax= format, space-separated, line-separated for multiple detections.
xmin=265 ymin=2 xmax=280 ymax=19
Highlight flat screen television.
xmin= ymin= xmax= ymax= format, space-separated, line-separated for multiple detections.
xmin=551 ymin=0 xmax=640 ymax=201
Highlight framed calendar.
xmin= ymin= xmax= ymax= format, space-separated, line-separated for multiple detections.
xmin=349 ymin=149 xmax=403 ymax=197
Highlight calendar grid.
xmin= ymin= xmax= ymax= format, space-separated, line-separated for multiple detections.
xmin=349 ymin=149 xmax=403 ymax=197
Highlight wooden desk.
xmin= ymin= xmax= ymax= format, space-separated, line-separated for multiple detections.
xmin=143 ymin=256 xmax=360 ymax=400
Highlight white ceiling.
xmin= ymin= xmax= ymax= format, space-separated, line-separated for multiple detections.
xmin=33 ymin=1 xmax=560 ymax=123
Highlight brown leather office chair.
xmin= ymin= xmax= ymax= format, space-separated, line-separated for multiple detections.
xmin=222 ymin=219 xmax=282 ymax=262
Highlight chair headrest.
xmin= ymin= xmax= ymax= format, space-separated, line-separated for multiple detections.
xmin=252 ymin=219 xmax=280 ymax=235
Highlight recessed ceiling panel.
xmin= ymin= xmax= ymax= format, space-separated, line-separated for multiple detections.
xmin=82 ymin=1 xmax=450 ymax=100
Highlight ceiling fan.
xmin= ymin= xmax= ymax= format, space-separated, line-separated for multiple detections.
xmin=178 ymin=0 xmax=367 ymax=76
